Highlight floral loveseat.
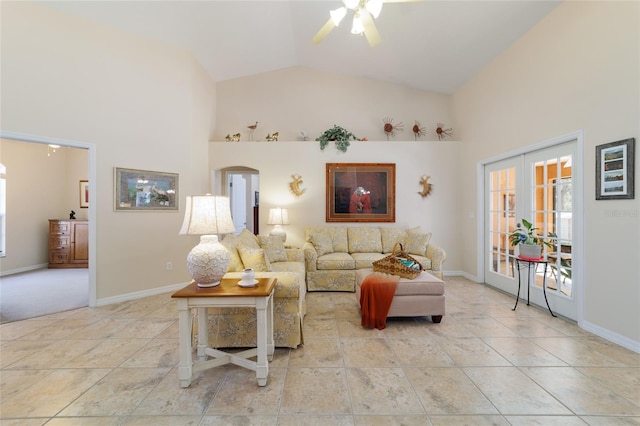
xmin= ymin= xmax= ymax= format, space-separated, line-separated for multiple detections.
xmin=303 ymin=226 xmax=446 ymax=292
xmin=194 ymin=229 xmax=306 ymax=349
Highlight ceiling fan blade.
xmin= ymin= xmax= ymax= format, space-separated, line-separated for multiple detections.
xmin=361 ymin=12 xmax=381 ymax=47
xmin=312 ymin=18 xmax=336 ymax=44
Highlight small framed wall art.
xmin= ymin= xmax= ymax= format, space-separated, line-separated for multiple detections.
xmin=114 ymin=167 xmax=179 ymax=211
xmin=79 ymin=180 xmax=89 ymax=208
xmin=595 ymin=138 xmax=635 ymax=200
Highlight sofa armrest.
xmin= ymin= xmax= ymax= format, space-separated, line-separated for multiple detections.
xmin=302 ymin=242 xmax=318 ymax=272
xmin=285 ymin=247 xmax=304 ymax=263
xmin=426 ymin=244 xmax=446 ymax=271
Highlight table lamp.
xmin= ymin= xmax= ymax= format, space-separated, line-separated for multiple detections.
xmin=268 ymin=207 xmax=289 ymax=242
xmin=179 ymin=195 xmax=236 ymax=287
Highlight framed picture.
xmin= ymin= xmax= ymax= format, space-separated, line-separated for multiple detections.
xmin=114 ymin=167 xmax=178 ymax=211
xmin=596 ymin=138 xmax=635 ymax=200
xmin=326 ymin=163 xmax=395 ymax=222
xmin=79 ymin=180 xmax=89 ymax=208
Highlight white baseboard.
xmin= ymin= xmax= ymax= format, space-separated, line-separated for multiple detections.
xmin=96 ymin=281 xmax=190 ymax=307
xmin=443 ymin=270 xmax=481 ymax=283
xmin=1 ymin=264 xmax=48 ymax=277
xmin=580 ymin=319 xmax=640 ymax=354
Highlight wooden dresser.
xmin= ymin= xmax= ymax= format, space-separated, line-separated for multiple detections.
xmin=48 ymin=219 xmax=88 ymax=268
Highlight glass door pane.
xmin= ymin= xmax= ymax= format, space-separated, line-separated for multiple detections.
xmin=489 ymin=167 xmax=516 ymax=278
xmin=530 ymin=155 xmax=573 ymax=298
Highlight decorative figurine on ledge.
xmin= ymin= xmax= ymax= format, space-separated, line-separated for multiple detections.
xmin=225 ymin=133 xmax=241 ymax=142
xmin=382 ymin=116 xmax=404 ymax=140
xmin=69 ymin=210 xmax=76 ymax=219
xmin=436 ymin=123 xmax=453 ymax=140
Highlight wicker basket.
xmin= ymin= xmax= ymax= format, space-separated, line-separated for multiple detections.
xmin=372 ymin=243 xmax=423 ymax=279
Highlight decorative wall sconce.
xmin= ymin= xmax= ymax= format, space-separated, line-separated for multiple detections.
xmin=418 ymin=175 xmax=433 ymax=198
xmin=289 ymin=174 xmax=305 ymax=197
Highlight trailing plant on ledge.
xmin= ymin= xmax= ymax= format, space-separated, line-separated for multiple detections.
xmin=316 ymin=125 xmax=358 ymax=153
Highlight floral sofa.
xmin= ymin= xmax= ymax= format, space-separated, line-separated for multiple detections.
xmin=194 ymin=229 xmax=306 ymax=349
xmin=303 ymin=226 xmax=446 ymax=292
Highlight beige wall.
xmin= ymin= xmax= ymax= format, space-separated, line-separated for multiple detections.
xmin=210 ymin=140 xmax=462 ymax=270
xmin=1 ymin=3 xmax=216 ymax=300
xmin=0 ymin=140 xmax=88 ymax=273
xmin=215 ymin=66 xmax=453 ymax=143
xmin=453 ymin=1 xmax=639 ymax=345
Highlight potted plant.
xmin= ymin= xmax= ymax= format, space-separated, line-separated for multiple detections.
xmin=509 ymin=219 xmax=552 ymax=259
xmin=316 ymin=125 xmax=358 ymax=153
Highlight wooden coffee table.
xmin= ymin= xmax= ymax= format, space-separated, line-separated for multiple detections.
xmin=172 ymin=276 xmax=277 ymax=387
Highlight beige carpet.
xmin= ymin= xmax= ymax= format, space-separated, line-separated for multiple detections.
xmin=0 ymin=268 xmax=89 ymax=323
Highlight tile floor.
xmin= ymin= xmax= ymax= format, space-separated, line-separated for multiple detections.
xmin=1 ymin=276 xmax=639 ymax=425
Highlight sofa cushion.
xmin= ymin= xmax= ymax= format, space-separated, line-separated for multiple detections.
xmin=351 ymin=252 xmax=387 ymax=269
xmin=405 ymin=227 xmax=432 ymax=256
xmin=348 ymin=227 xmax=383 ymax=253
xmin=258 ymin=235 xmax=288 ymax=263
xmin=380 ymin=228 xmax=408 ymax=253
xmin=410 ymin=254 xmax=432 ymax=270
xmin=309 ymin=231 xmax=333 ymax=256
xmin=329 ymin=227 xmax=349 ymax=253
xmin=317 ymin=252 xmax=355 ymax=270
xmin=238 ymin=246 xmax=272 ymax=272
xmin=306 ymin=226 xmax=348 ymax=253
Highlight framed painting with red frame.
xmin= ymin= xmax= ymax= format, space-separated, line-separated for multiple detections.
xmin=326 ymin=163 xmax=395 ymax=222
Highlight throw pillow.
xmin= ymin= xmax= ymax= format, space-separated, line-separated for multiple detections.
xmin=258 ymin=235 xmax=288 ymax=263
xmin=220 ymin=235 xmax=244 ymax=272
xmin=237 ymin=245 xmax=272 ymax=272
xmin=310 ymin=232 xmax=333 ymax=257
xmin=380 ymin=228 xmax=408 ymax=253
xmin=238 ymin=228 xmax=260 ymax=249
xmin=405 ymin=227 xmax=432 ymax=256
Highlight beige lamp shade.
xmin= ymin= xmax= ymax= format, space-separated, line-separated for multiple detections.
xmin=179 ymin=195 xmax=236 ymax=287
xmin=179 ymin=195 xmax=236 ymax=236
xmin=267 ymin=207 xmax=289 ymax=242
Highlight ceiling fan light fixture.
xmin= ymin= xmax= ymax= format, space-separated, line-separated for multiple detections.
xmin=330 ymin=7 xmax=348 ymax=26
xmin=365 ymin=0 xmax=383 ymax=19
xmin=343 ymin=0 xmax=360 ymax=10
xmin=351 ymin=12 xmax=365 ymax=35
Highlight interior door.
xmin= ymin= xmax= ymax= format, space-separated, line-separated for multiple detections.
xmin=484 ymin=139 xmax=580 ymax=320
xmin=229 ymin=174 xmax=247 ymax=233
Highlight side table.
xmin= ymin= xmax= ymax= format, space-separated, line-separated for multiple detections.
xmin=512 ymin=256 xmax=556 ymax=317
xmin=171 ymin=276 xmax=277 ymax=387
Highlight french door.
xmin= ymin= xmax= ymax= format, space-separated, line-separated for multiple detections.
xmin=484 ymin=139 xmax=580 ymax=320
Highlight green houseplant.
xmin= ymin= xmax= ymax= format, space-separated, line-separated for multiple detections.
xmin=509 ymin=219 xmax=552 ymax=258
xmin=316 ymin=125 xmax=358 ymax=153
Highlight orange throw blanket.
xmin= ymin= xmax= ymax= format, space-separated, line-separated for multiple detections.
xmin=360 ymin=273 xmax=399 ymax=330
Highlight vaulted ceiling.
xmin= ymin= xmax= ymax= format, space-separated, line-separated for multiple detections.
xmin=36 ymin=1 xmax=560 ymax=94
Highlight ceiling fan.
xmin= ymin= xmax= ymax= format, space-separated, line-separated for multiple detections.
xmin=312 ymin=0 xmax=420 ymax=47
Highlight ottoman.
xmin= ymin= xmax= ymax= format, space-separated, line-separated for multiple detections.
xmin=355 ymin=268 xmax=445 ymax=323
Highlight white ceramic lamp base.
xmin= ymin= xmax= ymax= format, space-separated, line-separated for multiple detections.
xmin=186 ymin=235 xmax=230 ymax=287
xmin=269 ymin=225 xmax=287 ymax=242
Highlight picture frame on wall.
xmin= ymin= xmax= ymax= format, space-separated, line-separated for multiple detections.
xmin=114 ymin=167 xmax=179 ymax=211
xmin=326 ymin=163 xmax=396 ymax=222
xmin=79 ymin=180 xmax=89 ymax=208
xmin=595 ymin=138 xmax=635 ymax=200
